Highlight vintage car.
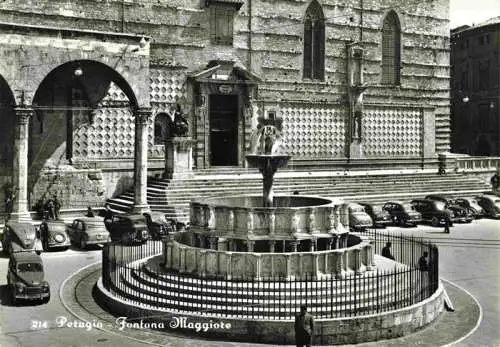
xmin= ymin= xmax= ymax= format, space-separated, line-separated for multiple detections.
xmin=39 ymin=220 xmax=71 ymax=251
xmin=382 ymin=201 xmax=422 ymax=227
xmin=455 ymin=197 xmax=485 ymax=219
xmin=475 ymin=194 xmax=500 ymax=218
xmin=1 ymin=221 xmax=43 ymax=255
xmin=346 ymin=203 xmax=373 ymax=231
xmin=106 ymin=214 xmax=150 ymax=243
xmin=410 ymin=199 xmax=454 ymax=227
xmin=7 ymin=252 xmax=50 ymax=304
xmin=424 ymin=194 xmax=473 ymax=223
xmin=67 ymin=217 xmax=111 ymax=249
xmin=358 ymin=203 xmax=391 ymax=228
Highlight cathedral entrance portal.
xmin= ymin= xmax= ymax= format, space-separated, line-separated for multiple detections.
xmin=209 ymin=94 xmax=238 ymax=166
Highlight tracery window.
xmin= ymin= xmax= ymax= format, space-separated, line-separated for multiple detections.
xmin=303 ymin=0 xmax=325 ymax=80
xmin=381 ymin=11 xmax=401 ymax=85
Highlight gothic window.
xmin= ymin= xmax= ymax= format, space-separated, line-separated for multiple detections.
xmin=381 ymin=11 xmax=401 ymax=85
xmin=303 ymin=0 xmax=325 ymax=80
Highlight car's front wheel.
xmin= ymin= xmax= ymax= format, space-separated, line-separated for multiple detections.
xmin=41 ymin=294 xmax=50 ymax=304
xmin=431 ymin=217 xmax=439 ymax=227
xmin=10 ymin=290 xmax=18 ymax=305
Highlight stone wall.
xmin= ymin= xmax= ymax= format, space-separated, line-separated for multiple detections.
xmin=0 ymin=0 xmax=451 ymax=157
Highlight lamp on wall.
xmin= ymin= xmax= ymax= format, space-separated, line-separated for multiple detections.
xmin=74 ymin=66 xmax=83 ymax=77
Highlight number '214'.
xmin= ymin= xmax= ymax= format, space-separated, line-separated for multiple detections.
xmin=31 ymin=320 xmax=49 ymax=329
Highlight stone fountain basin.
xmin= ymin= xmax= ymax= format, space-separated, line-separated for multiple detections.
xmin=190 ymin=194 xmax=346 ymax=238
xmin=197 ymin=195 xmax=334 ymax=208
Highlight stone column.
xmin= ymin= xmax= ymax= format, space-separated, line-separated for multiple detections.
xmin=310 ymin=239 xmax=317 ymax=252
xmin=10 ymin=107 xmax=34 ymax=221
xmin=132 ymin=107 xmax=152 ymax=214
xmin=247 ymin=240 xmax=255 ymax=252
xmin=290 ymin=240 xmax=298 ymax=252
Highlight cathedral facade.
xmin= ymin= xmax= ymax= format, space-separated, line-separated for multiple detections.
xmin=0 ymin=0 xmax=450 ymax=215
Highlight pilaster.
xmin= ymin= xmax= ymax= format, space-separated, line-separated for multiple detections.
xmin=10 ymin=107 xmax=35 ymax=222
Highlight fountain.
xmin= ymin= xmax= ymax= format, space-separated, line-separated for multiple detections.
xmin=98 ymin=117 xmax=445 ymax=346
xmin=245 ymin=117 xmax=291 ymax=207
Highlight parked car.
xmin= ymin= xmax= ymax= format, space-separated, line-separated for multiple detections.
xmin=424 ymin=194 xmax=473 ymax=223
xmin=359 ymin=203 xmax=391 ymax=228
xmin=382 ymin=201 xmax=422 ymax=227
xmin=346 ymin=203 xmax=373 ymax=231
xmin=39 ymin=220 xmax=71 ymax=251
xmin=410 ymin=199 xmax=454 ymax=227
xmin=2 ymin=221 xmax=43 ymax=255
xmin=475 ymin=195 xmax=500 ymax=218
xmin=7 ymin=252 xmax=50 ymax=304
xmin=67 ymin=217 xmax=111 ymax=249
xmin=455 ymin=197 xmax=485 ymax=219
xmin=106 ymin=214 xmax=150 ymax=243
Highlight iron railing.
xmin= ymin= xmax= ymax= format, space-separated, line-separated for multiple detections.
xmin=102 ymin=230 xmax=439 ymax=320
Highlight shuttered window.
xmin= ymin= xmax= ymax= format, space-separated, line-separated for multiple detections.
xmin=210 ymin=7 xmax=234 ymax=45
xmin=303 ymin=1 xmax=325 ymax=80
xmin=381 ymin=11 xmax=401 ymax=85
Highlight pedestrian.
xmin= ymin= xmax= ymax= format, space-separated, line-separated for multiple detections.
xmin=295 ymin=304 xmax=314 ymax=347
xmin=53 ymin=194 xmax=61 ymax=220
xmin=85 ymin=206 xmax=95 ymax=218
xmin=444 ymin=217 xmax=450 ymax=233
xmin=45 ymin=197 xmax=55 ymax=220
xmin=382 ymin=241 xmax=395 ymax=260
xmin=491 ymin=170 xmax=500 ymax=194
xmin=418 ymin=251 xmax=429 ymax=271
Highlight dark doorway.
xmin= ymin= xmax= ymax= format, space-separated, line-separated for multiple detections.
xmin=209 ymin=94 xmax=238 ymax=166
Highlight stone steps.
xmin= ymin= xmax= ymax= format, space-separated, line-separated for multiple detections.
xmin=109 ymin=263 xmax=416 ymax=319
xmin=106 ymin=171 xmax=491 ymax=221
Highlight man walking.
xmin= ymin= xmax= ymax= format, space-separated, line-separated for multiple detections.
xmin=295 ymin=305 xmax=314 ymax=347
xmin=444 ymin=217 xmax=450 ymax=233
xmin=381 ymin=241 xmax=395 ymax=260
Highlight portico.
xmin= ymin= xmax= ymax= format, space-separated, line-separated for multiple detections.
xmin=0 ymin=22 xmax=152 ymax=219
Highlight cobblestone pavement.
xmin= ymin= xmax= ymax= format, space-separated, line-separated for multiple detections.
xmin=61 ymin=263 xmax=480 ymax=347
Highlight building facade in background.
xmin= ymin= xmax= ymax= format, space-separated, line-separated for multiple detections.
xmin=451 ymin=17 xmax=500 ymax=155
xmin=0 ymin=0 xmax=450 ymax=213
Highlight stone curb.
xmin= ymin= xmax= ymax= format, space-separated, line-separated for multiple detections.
xmin=61 ymin=264 xmax=481 ymax=347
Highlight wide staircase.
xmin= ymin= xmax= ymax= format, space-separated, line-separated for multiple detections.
xmin=105 ymin=168 xmax=491 ymax=222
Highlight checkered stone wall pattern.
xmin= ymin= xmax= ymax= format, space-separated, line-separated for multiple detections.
xmin=72 ymin=69 xmax=189 ymax=161
xmin=280 ymin=105 xmax=346 ymax=159
xmin=363 ymin=107 xmax=423 ymax=157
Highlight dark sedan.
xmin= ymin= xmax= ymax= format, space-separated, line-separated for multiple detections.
xmin=424 ymin=194 xmax=473 ymax=223
xmin=411 ymin=199 xmax=453 ymax=227
xmin=455 ymin=197 xmax=485 ymax=219
xmin=382 ymin=201 xmax=422 ymax=227
xmin=39 ymin=220 xmax=71 ymax=251
xmin=107 ymin=214 xmax=150 ymax=243
xmin=359 ymin=203 xmax=391 ymax=228
xmin=475 ymin=195 xmax=500 ymax=219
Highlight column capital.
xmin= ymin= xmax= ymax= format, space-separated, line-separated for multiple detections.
xmin=134 ymin=107 xmax=153 ymax=124
xmin=15 ymin=107 xmax=35 ymax=123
